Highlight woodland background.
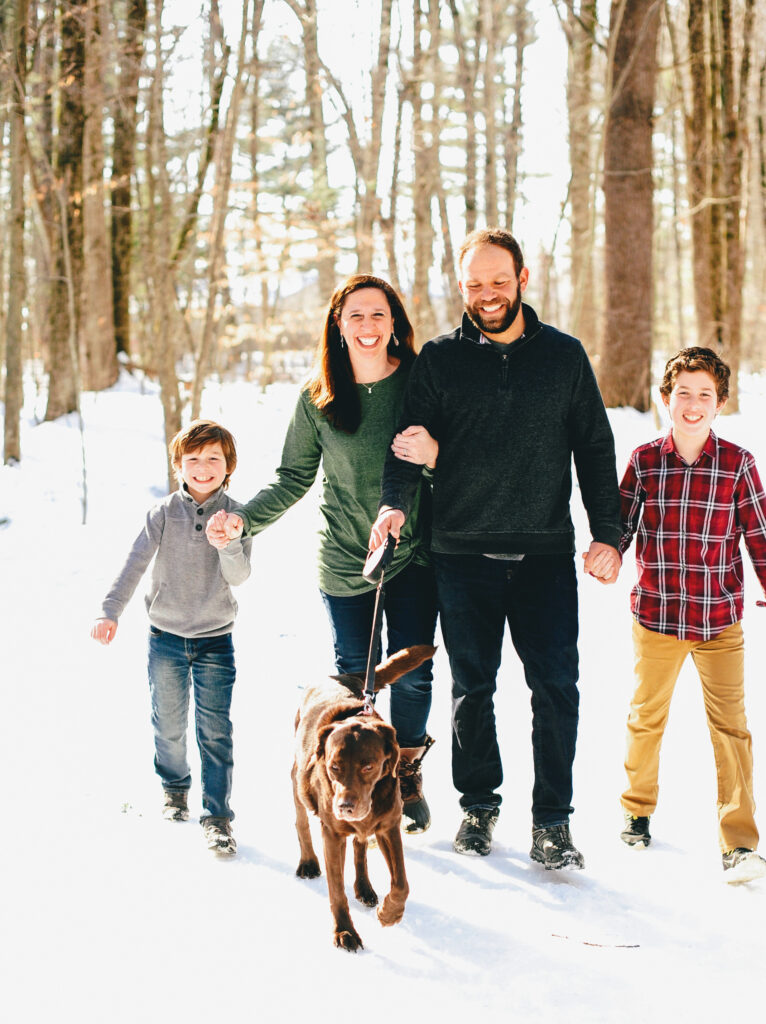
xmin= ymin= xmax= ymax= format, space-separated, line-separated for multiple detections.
xmin=2 ymin=0 xmax=766 ymax=478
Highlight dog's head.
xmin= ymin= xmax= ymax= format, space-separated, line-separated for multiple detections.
xmin=313 ymin=716 xmax=400 ymax=822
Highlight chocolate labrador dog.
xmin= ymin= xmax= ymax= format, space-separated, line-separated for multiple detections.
xmin=292 ymin=645 xmax=435 ymax=951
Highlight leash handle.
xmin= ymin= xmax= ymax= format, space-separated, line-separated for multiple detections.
xmin=363 ymin=532 xmax=397 ymax=582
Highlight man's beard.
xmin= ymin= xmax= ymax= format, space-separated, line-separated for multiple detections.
xmin=464 ymin=287 xmax=522 ymax=336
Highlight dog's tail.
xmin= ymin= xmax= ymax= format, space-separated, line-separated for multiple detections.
xmin=332 ymin=644 xmax=436 ymax=697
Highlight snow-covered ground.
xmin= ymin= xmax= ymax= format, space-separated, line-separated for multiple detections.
xmin=3 ymin=369 xmax=766 ymax=1023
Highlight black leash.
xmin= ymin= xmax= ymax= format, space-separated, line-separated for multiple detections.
xmin=360 ymin=533 xmax=397 ymax=716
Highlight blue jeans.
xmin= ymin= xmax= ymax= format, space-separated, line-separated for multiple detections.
xmin=147 ymin=628 xmax=236 ymax=821
xmin=320 ymin=562 xmax=438 ymax=748
xmin=433 ymin=552 xmax=580 ymax=826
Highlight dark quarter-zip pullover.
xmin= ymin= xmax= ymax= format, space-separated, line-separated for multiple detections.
xmin=379 ymin=303 xmax=622 ymax=556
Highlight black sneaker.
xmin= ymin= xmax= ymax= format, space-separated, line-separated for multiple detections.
xmin=722 ymin=848 xmax=766 ymax=884
xmin=399 ymin=735 xmax=435 ymax=835
xmin=530 ymin=823 xmax=584 ymax=870
xmin=620 ymin=813 xmax=651 ymax=848
xmin=453 ymin=806 xmax=499 ymax=856
xmin=162 ymin=789 xmax=189 ymax=822
xmin=202 ymin=817 xmax=237 ymax=856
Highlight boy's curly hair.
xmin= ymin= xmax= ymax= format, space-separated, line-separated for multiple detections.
xmin=659 ymin=347 xmax=730 ymax=403
xmin=168 ymin=420 xmax=237 ymax=489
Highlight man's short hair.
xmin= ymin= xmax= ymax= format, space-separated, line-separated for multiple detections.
xmin=168 ymin=419 xmax=237 ymax=488
xmin=659 ymin=347 xmax=730 ymax=403
xmin=458 ymin=228 xmax=525 ymax=278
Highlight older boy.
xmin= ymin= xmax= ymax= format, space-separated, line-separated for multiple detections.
xmin=91 ymin=420 xmax=251 ymax=856
xmin=618 ymin=347 xmax=766 ymax=883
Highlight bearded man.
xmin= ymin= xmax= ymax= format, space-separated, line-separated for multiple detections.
xmin=369 ymin=228 xmax=621 ymax=869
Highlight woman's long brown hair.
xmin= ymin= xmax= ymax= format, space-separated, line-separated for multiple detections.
xmin=307 ymin=274 xmax=416 ymax=434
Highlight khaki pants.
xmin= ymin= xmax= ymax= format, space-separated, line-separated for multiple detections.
xmin=622 ymin=619 xmax=757 ymax=852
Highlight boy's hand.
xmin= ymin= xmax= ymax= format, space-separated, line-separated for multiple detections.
xmin=91 ymin=618 xmax=117 ymax=645
xmin=206 ymin=510 xmax=243 ymax=549
xmin=582 ymin=542 xmax=621 ymax=584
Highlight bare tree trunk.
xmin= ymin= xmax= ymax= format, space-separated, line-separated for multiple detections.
xmin=27 ymin=4 xmax=55 ymax=363
xmin=447 ymin=0 xmax=481 ymax=233
xmin=565 ymin=0 xmax=599 ymax=351
xmin=357 ymin=0 xmax=393 ymax=270
xmin=481 ymin=0 xmax=498 ymax=226
xmin=111 ymin=0 xmax=147 ymax=357
xmin=81 ymin=0 xmax=117 ymax=392
xmin=4 ymin=0 xmax=29 ymax=464
xmin=410 ymin=0 xmax=436 ymax=337
xmin=380 ymin=83 xmax=404 ymax=294
xmin=600 ymin=0 xmax=660 ymax=410
xmin=686 ymin=0 xmax=714 ymax=338
xmin=190 ymin=0 xmax=252 ymax=418
xmin=46 ymin=0 xmax=85 ymax=422
xmin=502 ymin=0 xmax=528 ymax=230
xmin=284 ymin=0 xmax=336 ymax=296
xmin=146 ymin=0 xmax=181 ymax=488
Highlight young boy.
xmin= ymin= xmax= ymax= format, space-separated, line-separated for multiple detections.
xmin=618 ymin=347 xmax=766 ymax=883
xmin=91 ymin=420 xmax=251 ymax=856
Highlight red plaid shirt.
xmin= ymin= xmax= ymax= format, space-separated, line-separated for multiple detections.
xmin=619 ymin=431 xmax=766 ymax=640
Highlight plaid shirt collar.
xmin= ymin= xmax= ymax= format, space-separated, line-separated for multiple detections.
xmin=660 ymin=429 xmax=719 ymax=465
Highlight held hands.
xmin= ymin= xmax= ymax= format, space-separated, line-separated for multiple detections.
xmin=391 ymin=425 xmax=438 ymax=469
xmin=206 ymin=510 xmax=244 ymax=549
xmin=91 ymin=618 xmax=118 ymax=645
xmin=582 ymin=542 xmax=621 ymax=585
xmin=369 ymin=506 xmax=406 ymax=553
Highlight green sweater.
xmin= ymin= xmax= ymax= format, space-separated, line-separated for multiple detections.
xmin=238 ymin=365 xmax=430 ymax=596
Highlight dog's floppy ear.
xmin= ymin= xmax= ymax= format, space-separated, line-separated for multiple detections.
xmin=308 ymin=722 xmax=336 ymax=772
xmin=374 ymin=721 xmax=400 ymax=779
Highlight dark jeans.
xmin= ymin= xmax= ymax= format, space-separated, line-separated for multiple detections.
xmin=147 ymin=628 xmax=236 ymax=821
xmin=320 ymin=562 xmax=438 ymax=748
xmin=433 ymin=552 xmax=580 ymax=826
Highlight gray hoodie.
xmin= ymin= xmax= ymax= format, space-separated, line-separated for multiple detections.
xmin=100 ymin=486 xmax=252 ymax=638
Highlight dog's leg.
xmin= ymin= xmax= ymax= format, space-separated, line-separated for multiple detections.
xmin=374 ymin=826 xmax=409 ymax=927
xmin=293 ymin=762 xmax=320 ymax=878
xmin=321 ymin=824 xmax=363 ymax=951
xmin=352 ymin=836 xmax=378 ymax=907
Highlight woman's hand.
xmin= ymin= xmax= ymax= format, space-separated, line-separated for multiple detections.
xmin=391 ymin=425 xmax=438 ymax=469
xmin=206 ymin=510 xmax=244 ymax=549
xmin=369 ymin=507 xmax=406 ymax=552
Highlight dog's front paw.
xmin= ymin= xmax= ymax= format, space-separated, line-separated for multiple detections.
xmin=377 ymin=896 xmax=405 ymax=927
xmin=296 ymin=857 xmax=321 ymax=879
xmin=334 ymin=927 xmax=364 ymax=952
xmin=354 ymin=881 xmax=378 ymax=907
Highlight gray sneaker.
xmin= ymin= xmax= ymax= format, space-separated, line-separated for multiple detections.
xmin=530 ymin=823 xmax=584 ymax=870
xmin=722 ymin=848 xmax=766 ymax=884
xmin=620 ymin=813 xmax=651 ymax=848
xmin=202 ymin=817 xmax=237 ymax=856
xmin=162 ymin=789 xmax=189 ymax=822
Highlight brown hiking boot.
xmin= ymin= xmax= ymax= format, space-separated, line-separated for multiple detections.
xmin=398 ymin=735 xmax=435 ymax=835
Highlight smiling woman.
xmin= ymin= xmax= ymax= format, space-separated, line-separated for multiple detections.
xmin=205 ymin=275 xmax=441 ymax=834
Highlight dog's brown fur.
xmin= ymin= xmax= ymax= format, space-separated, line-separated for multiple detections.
xmin=293 ymin=644 xmax=436 ymax=951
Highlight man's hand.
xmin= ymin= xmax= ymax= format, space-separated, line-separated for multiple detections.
xmin=369 ymin=506 xmax=406 ymax=553
xmin=206 ymin=510 xmax=244 ymax=549
xmin=91 ymin=618 xmax=117 ymax=645
xmin=582 ymin=541 xmax=621 ymax=584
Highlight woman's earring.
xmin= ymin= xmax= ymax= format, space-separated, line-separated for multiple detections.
xmin=340 ymin=334 xmax=345 ymax=349
xmin=391 ymin=332 xmax=399 ymax=347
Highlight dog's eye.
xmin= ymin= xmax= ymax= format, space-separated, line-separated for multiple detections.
xmin=360 ymin=763 xmax=373 ymax=773
xmin=330 ymin=763 xmax=340 ymax=773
